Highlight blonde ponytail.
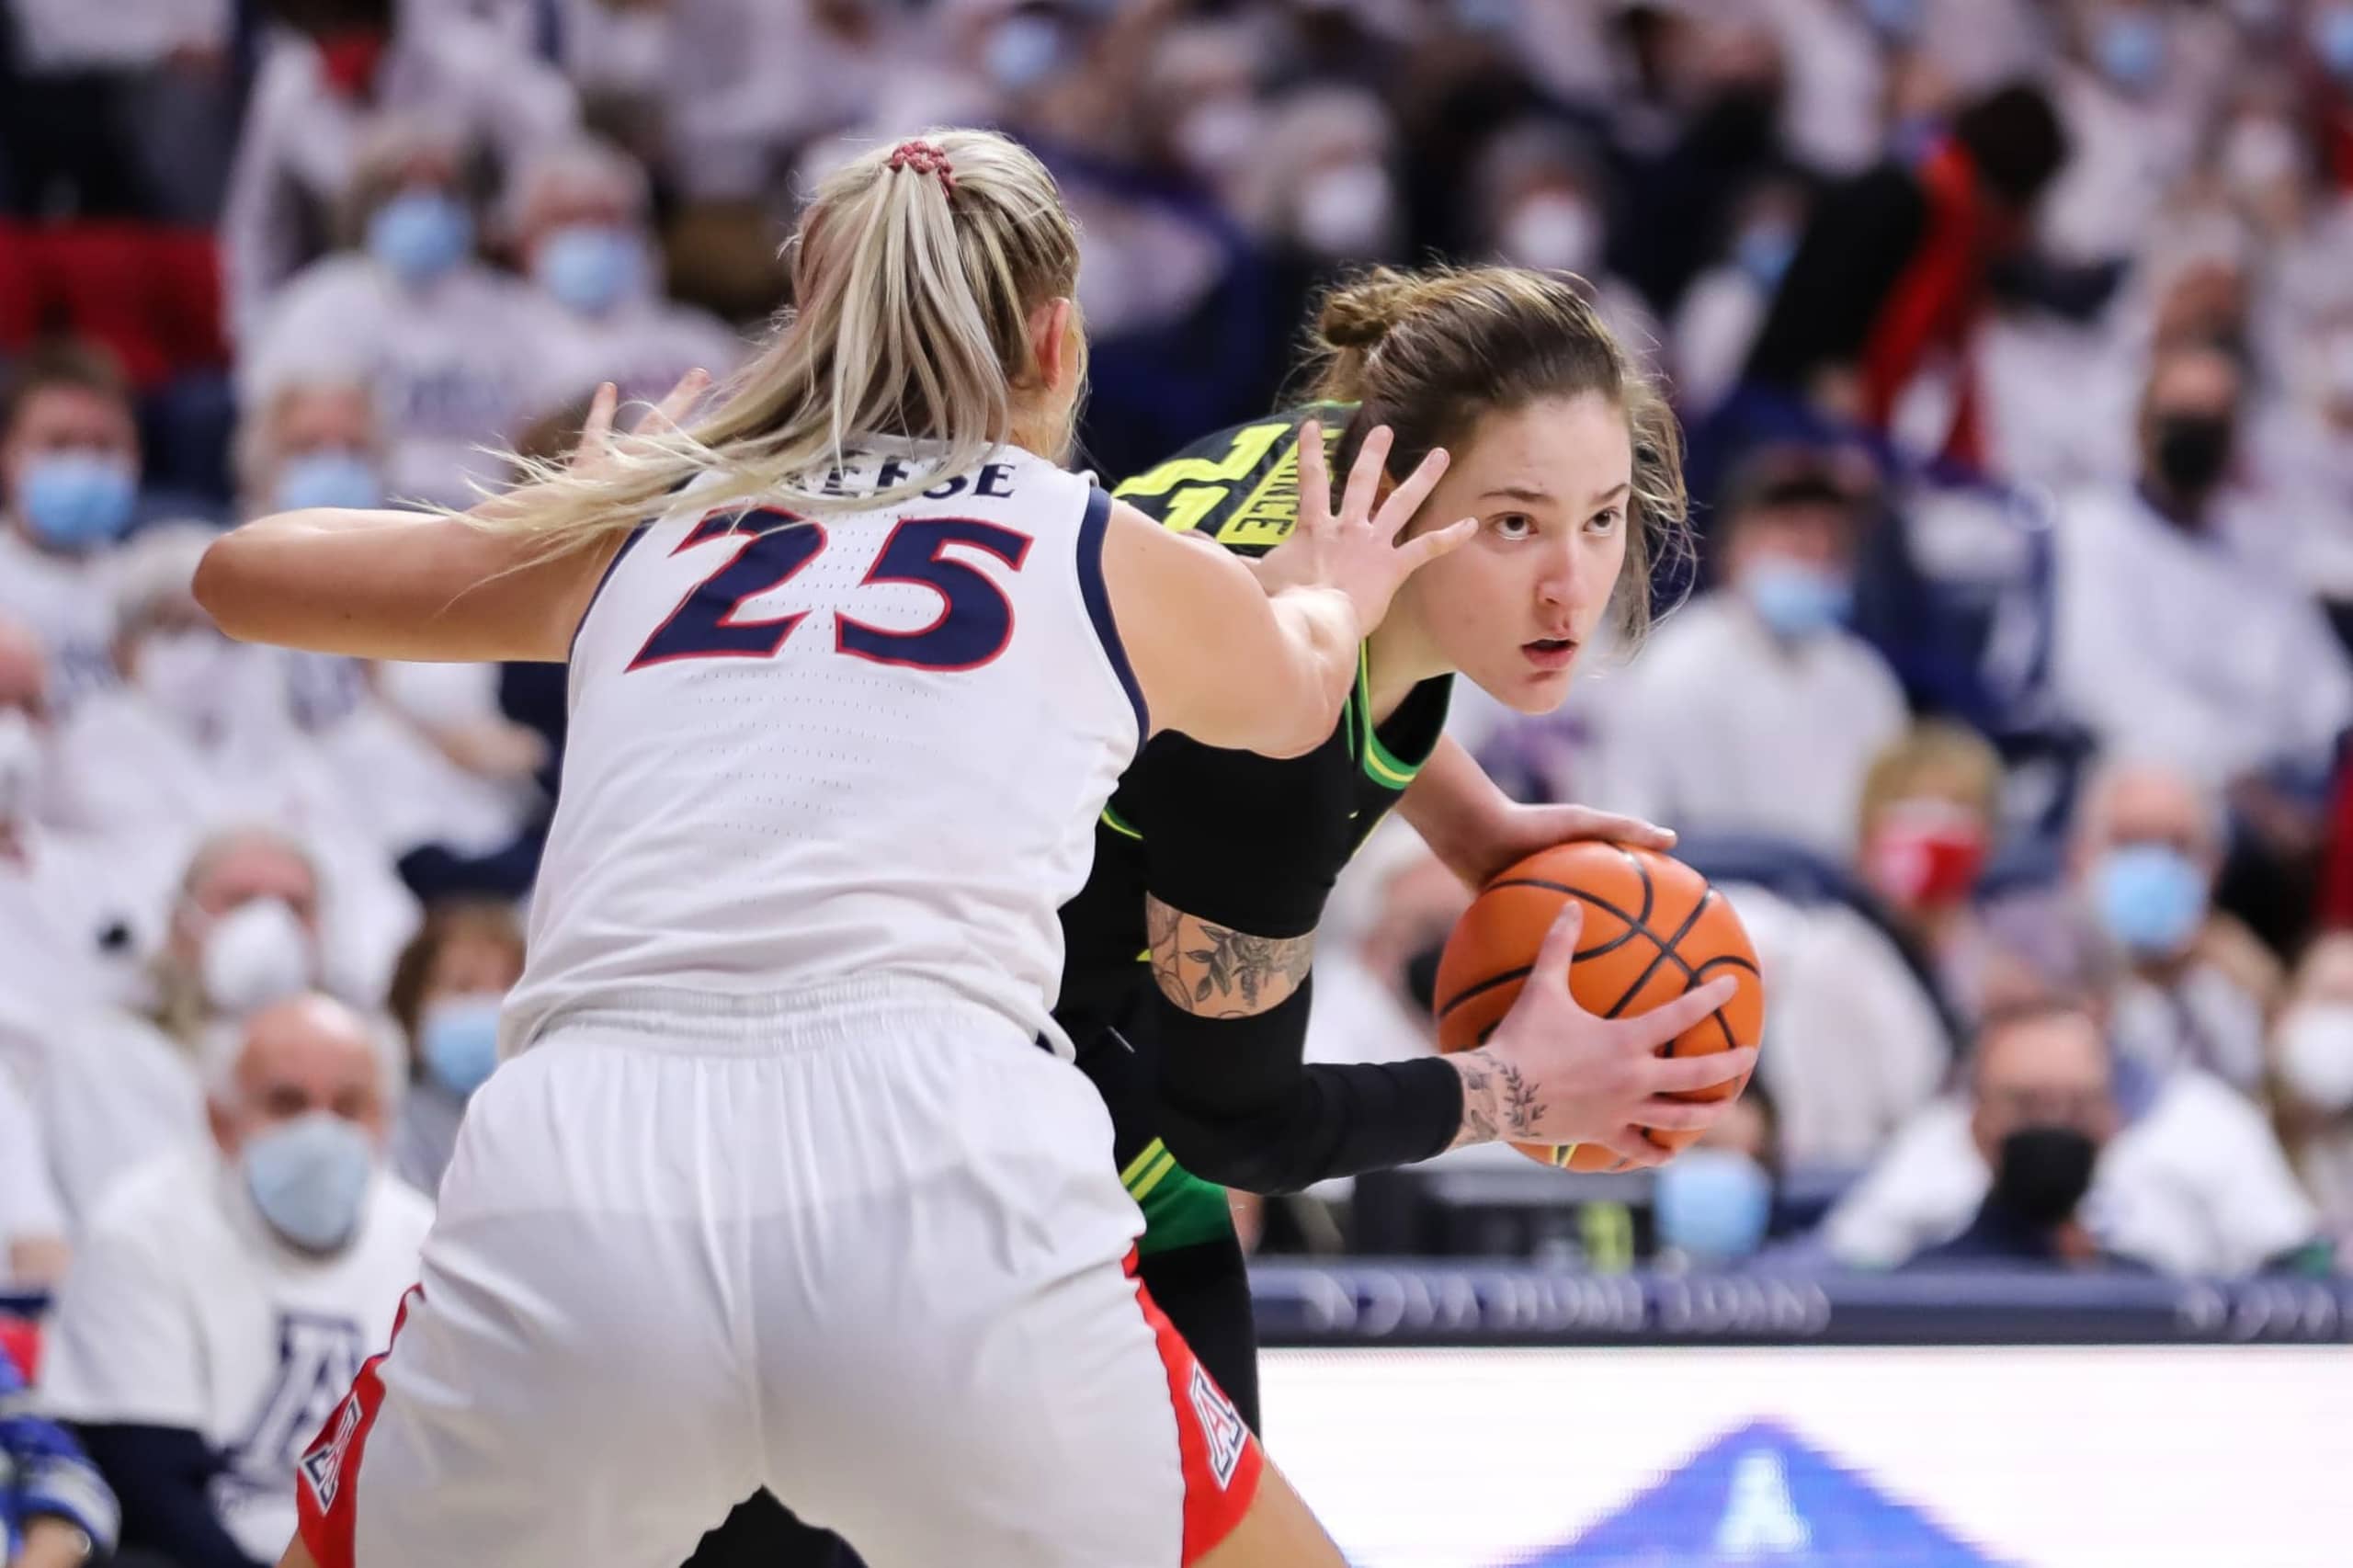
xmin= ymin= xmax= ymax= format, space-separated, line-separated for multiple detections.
xmin=472 ymin=130 xmax=1083 ymax=551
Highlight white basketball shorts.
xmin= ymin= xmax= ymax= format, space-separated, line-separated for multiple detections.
xmin=294 ymin=978 xmax=1262 ymax=1567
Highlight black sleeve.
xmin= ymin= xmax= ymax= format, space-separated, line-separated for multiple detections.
xmin=1151 ymin=980 xmax=1464 ymax=1195
xmin=1122 ymin=733 xmax=1343 ymax=939
xmin=73 ymin=1423 xmax=267 ymax=1568
xmin=1743 ymin=165 xmax=1929 ymax=388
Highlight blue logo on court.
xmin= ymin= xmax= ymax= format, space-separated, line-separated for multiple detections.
xmin=1518 ymin=1418 xmax=2012 ymax=1566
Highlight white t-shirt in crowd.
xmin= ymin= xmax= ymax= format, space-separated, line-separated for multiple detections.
xmin=0 ymin=1063 xmax=65 ymax=1266
xmin=32 ymin=1008 xmax=208 ymax=1229
xmin=0 ymin=530 xmax=120 ymax=715
xmin=39 ymin=1145 xmax=431 ymax=1562
xmin=1725 ymin=883 xmax=1952 ymax=1169
xmin=1821 ymin=1073 xmax=2319 ymax=1278
xmin=1583 ymin=592 xmax=1910 ymax=859
xmin=220 ymin=15 xmax=577 ymax=341
xmin=2051 ymin=483 xmax=2353 ymax=786
xmin=240 ymin=256 xmax=548 ymax=509
xmin=517 ymin=292 xmax=745 ymax=421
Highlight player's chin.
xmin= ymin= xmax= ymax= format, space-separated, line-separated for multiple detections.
xmin=1495 ymin=658 xmax=1578 ymax=713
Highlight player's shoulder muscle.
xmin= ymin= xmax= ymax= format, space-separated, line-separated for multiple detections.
xmin=1109 ymin=403 xmax=1350 ymax=556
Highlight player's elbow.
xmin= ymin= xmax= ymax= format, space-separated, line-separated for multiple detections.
xmin=1158 ymin=1110 xmax=1315 ymax=1197
xmin=192 ymin=531 xmax=258 ymax=642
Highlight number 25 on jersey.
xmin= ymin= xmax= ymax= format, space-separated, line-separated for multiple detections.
xmin=629 ymin=507 xmax=1032 ymax=674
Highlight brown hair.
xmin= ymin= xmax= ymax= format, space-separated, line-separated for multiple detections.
xmin=386 ymin=901 xmax=527 ymax=1066
xmin=0 ymin=341 xmax=132 ymax=442
xmin=1307 ymin=265 xmax=1689 ymax=643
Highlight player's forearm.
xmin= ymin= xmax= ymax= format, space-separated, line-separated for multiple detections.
xmin=1263 ymin=585 xmax=1363 ymax=757
xmin=1397 ymin=736 xmax=1513 ymax=888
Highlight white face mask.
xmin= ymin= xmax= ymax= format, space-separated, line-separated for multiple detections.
xmin=2222 ymin=117 xmax=2302 ymax=190
xmin=1294 ymin=162 xmax=1395 ymax=259
xmin=200 ymin=896 xmax=315 ymax=1017
xmin=2279 ymin=1002 xmax=2353 ymax=1112
xmin=1497 ymin=192 xmax=1600 ymax=275
xmin=1175 ymin=98 xmax=1260 ymax=178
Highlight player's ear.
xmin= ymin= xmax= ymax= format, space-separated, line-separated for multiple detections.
xmin=1027 ymin=297 xmax=1075 ymax=396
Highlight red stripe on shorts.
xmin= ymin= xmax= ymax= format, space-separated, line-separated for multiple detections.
xmin=295 ymin=1283 xmax=420 ymax=1568
xmin=1124 ymin=1247 xmax=1263 ymax=1563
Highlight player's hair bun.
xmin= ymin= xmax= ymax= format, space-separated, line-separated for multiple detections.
xmin=1314 ymin=267 xmax=1423 ymax=352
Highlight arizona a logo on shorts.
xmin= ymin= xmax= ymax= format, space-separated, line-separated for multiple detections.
xmin=1187 ymin=1362 xmax=1248 ymax=1489
xmin=300 ymin=1396 xmax=363 ymax=1511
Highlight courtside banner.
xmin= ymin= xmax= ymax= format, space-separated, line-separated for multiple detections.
xmin=1261 ymin=1346 xmax=2353 ymax=1567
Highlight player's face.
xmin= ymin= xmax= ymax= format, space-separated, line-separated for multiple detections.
xmin=1387 ymin=392 xmax=1631 ymax=713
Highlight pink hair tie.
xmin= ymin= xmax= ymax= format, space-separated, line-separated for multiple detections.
xmin=887 ymin=140 xmax=957 ymax=195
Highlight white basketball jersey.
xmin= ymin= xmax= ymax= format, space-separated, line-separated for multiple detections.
xmin=503 ymin=440 xmax=1143 ymax=1057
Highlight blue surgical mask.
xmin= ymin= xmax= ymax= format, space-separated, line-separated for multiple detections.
xmin=1654 ymin=1149 xmax=1773 ymax=1262
xmin=1861 ymin=0 xmax=1924 ymax=41
xmin=420 ymin=993 xmax=504 ymax=1097
xmin=243 ymin=1109 xmax=375 ymax=1253
xmin=534 ymin=223 xmax=645 ymax=316
xmin=1744 ymin=558 xmax=1853 ymax=640
xmin=274 ymin=450 xmax=384 ymax=513
xmin=2093 ymin=843 xmax=2208 ymax=959
xmin=2096 ymin=12 xmax=2165 ymax=93
xmin=984 ymin=15 xmax=1065 ymax=93
xmin=1735 ymin=224 xmax=1796 ymax=289
xmin=2317 ymin=6 xmax=2353 ymax=82
xmin=367 ymin=190 xmax=472 ymax=288
xmin=18 ymin=452 xmax=136 ymax=548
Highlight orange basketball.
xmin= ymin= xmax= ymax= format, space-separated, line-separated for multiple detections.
xmin=1433 ymin=842 xmax=1765 ymax=1172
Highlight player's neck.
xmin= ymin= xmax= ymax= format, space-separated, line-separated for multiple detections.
xmin=1363 ymin=609 xmax=1449 ymax=724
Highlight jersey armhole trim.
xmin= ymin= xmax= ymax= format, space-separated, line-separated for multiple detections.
xmin=566 ymin=520 xmax=651 ymax=663
xmin=1075 ymin=484 xmax=1150 ymax=741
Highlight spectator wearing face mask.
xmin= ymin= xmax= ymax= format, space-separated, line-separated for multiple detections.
xmin=2054 ymin=758 xmax=2282 ymax=1095
xmin=1742 ymin=81 xmax=2069 ymax=467
xmin=512 ymin=136 xmax=744 ymax=418
xmin=1672 ymin=176 xmax=1808 ymax=415
xmin=2036 ymin=1 xmax=2211 ymax=267
xmin=1653 ymin=1082 xmax=1781 ymax=1270
xmin=0 ymin=346 xmax=147 ymax=713
xmin=1468 ymin=122 xmax=1660 ymax=359
xmin=2270 ymin=933 xmax=2353 ymax=1261
xmin=38 ymin=994 xmax=427 ymax=1568
xmin=1586 ymin=448 xmax=1908 ymax=859
xmin=49 ymin=523 xmax=420 ymax=994
xmin=240 ymin=115 xmax=545 ymax=509
xmin=1904 ymin=998 xmax=2143 ymax=1269
xmin=384 ymin=901 xmax=525 ymax=1197
xmin=231 ymin=379 xmax=552 ymax=891
xmin=1825 ymin=993 xmax=2318 ymax=1275
xmin=222 ymin=0 xmax=579 ymax=342
xmin=1856 ymin=720 xmax=2006 ymax=1015
xmin=33 ymin=829 xmax=330 ymax=1229
xmin=2050 ymin=342 xmax=2353 ymax=795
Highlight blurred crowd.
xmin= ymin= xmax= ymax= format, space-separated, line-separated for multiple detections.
xmin=4 ymin=0 xmax=2353 ymax=1559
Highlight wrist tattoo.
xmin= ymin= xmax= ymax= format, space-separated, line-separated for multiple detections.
xmin=1448 ymin=1051 xmax=1546 ymax=1149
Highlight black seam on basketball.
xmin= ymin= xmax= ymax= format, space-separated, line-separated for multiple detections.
xmin=1689 ymin=952 xmax=1756 ymax=1052
xmin=1482 ymin=880 xmax=1651 ymax=960
xmin=1600 ymin=892 xmax=1715 ymax=1028
xmin=1436 ymin=964 xmax=1532 ymax=1019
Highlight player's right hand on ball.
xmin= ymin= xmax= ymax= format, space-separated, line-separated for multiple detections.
xmin=1453 ymin=902 xmax=1754 ymax=1168
xmin=1276 ymin=420 xmax=1476 ymax=633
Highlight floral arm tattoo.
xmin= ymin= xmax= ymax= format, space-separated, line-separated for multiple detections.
xmin=1144 ymin=894 xmax=1315 ymax=1018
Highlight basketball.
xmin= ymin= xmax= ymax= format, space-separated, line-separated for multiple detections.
xmin=1432 ymin=842 xmax=1766 ymax=1172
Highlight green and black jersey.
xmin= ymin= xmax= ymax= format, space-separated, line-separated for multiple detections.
xmin=1051 ymin=403 xmax=1454 ymax=1251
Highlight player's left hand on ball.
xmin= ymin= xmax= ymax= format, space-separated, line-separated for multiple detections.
xmin=1451 ymin=802 xmax=1677 ymax=890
